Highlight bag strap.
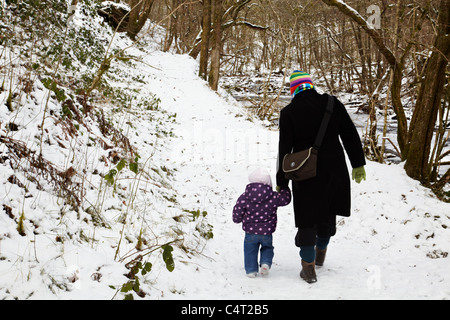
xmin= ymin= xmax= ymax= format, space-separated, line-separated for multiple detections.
xmin=313 ymin=95 xmax=334 ymax=150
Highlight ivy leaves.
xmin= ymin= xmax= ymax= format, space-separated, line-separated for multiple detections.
xmin=118 ymin=243 xmax=175 ymax=300
xmin=161 ymin=244 xmax=175 ymax=272
xmin=104 ymin=156 xmax=140 ymax=186
xmin=120 ymin=258 xmax=152 ymax=300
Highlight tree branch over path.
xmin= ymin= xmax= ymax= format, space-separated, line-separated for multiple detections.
xmin=321 ymin=0 xmax=408 ymax=155
xmin=322 ymin=0 xmax=397 ymax=66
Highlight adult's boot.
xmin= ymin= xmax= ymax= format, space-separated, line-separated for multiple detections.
xmin=300 ymin=260 xmax=317 ymax=283
xmin=315 ymin=248 xmax=327 ymax=266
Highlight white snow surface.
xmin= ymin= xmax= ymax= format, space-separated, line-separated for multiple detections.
xmin=1 ymin=21 xmax=449 ymax=300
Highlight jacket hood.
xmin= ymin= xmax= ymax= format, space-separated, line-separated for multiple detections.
xmin=244 ymin=183 xmax=273 ymax=204
xmin=248 ymin=167 xmax=272 ymax=187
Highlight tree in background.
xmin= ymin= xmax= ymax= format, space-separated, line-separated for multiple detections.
xmin=199 ymin=0 xmax=211 ymax=80
xmin=127 ymin=0 xmax=155 ymax=40
xmin=207 ymin=0 xmax=223 ymax=91
xmin=321 ymin=0 xmax=449 ymax=194
xmin=404 ymin=0 xmax=450 ymax=185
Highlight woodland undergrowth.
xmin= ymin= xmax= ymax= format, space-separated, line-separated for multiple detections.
xmin=0 ymin=0 xmax=212 ymax=299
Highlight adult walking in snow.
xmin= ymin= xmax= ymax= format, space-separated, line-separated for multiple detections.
xmin=276 ymin=71 xmax=366 ymax=283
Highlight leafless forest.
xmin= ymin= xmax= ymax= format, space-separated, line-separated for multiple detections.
xmin=131 ymin=0 xmax=448 ymax=196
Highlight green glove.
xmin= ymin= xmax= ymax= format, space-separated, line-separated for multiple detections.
xmin=352 ymin=166 xmax=366 ymax=184
xmin=276 ymin=186 xmax=281 ymax=193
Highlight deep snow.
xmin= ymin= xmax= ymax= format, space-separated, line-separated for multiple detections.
xmin=0 ymin=11 xmax=449 ymax=300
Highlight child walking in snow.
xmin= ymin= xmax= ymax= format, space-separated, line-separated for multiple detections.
xmin=233 ymin=167 xmax=291 ymax=277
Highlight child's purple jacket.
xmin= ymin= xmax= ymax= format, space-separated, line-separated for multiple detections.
xmin=233 ymin=183 xmax=291 ymax=235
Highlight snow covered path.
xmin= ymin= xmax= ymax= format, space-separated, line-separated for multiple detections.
xmin=139 ymin=51 xmax=450 ymax=300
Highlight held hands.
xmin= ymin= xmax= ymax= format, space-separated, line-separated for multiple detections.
xmin=277 ymin=167 xmax=366 ymax=186
xmin=276 ymin=186 xmax=289 ymax=192
xmin=352 ymin=166 xmax=366 ymax=184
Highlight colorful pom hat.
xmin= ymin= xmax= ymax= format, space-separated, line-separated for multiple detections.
xmin=290 ymin=71 xmax=314 ymax=98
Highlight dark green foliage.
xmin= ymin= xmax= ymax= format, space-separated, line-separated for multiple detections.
xmin=2 ymin=0 xmax=107 ymax=93
xmin=16 ymin=210 xmax=26 ymax=236
xmin=161 ymin=244 xmax=175 ymax=272
xmin=121 ymin=255 xmax=152 ymax=299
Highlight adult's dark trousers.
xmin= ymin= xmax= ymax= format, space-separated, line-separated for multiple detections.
xmin=295 ymin=214 xmax=336 ymax=263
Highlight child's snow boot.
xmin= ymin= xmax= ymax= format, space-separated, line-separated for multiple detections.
xmin=260 ymin=264 xmax=270 ymax=276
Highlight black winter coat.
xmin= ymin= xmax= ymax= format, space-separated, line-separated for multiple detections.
xmin=276 ymin=89 xmax=366 ymax=228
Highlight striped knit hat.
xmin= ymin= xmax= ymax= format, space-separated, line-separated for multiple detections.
xmin=290 ymin=71 xmax=314 ymax=98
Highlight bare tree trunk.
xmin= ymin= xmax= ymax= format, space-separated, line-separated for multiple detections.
xmin=163 ymin=0 xmax=176 ymax=52
xmin=199 ymin=0 xmax=211 ymax=80
xmin=404 ymin=0 xmax=450 ymax=182
xmin=352 ymin=23 xmax=369 ymax=96
xmin=208 ymin=0 xmax=223 ymax=91
xmin=127 ymin=0 xmax=154 ymax=40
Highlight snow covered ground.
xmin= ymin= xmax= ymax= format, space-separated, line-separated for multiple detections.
xmin=137 ymin=50 xmax=450 ymax=300
xmin=1 ymin=13 xmax=449 ymax=300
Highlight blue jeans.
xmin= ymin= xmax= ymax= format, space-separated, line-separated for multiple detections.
xmin=243 ymin=233 xmax=274 ymax=274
